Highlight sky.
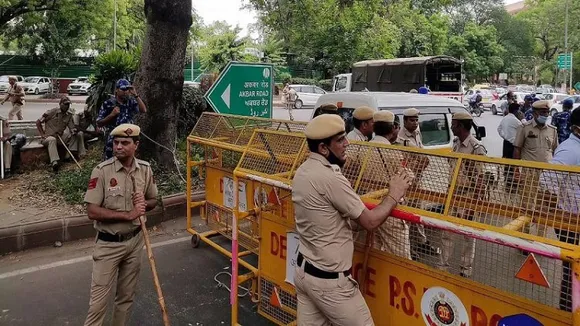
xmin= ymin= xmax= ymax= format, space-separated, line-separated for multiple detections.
xmin=193 ymin=0 xmax=523 ymax=36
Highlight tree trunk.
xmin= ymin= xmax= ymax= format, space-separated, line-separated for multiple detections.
xmin=134 ymin=0 xmax=192 ymax=171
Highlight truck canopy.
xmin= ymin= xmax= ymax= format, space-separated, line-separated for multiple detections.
xmin=351 ymin=55 xmax=462 ymax=93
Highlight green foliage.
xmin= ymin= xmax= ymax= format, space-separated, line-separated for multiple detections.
xmin=198 ymin=21 xmax=249 ymax=73
xmin=86 ymin=49 xmax=140 ymax=117
xmin=176 ymin=86 xmax=210 ymax=139
xmin=277 ymin=72 xmax=292 ymax=83
xmin=290 ymin=77 xmax=318 ymax=86
xmin=317 ymin=79 xmax=334 ymax=91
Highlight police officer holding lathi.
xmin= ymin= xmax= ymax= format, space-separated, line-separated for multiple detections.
xmin=83 ymin=123 xmax=158 ymax=326
xmin=292 ymin=114 xmax=413 ymax=325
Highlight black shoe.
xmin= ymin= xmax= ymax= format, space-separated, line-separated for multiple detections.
xmin=2 ymin=170 xmax=11 ymax=179
xmin=52 ymin=161 xmax=60 ymax=172
xmin=460 ymin=272 xmax=469 ymax=278
xmin=419 ymin=242 xmax=441 ymax=256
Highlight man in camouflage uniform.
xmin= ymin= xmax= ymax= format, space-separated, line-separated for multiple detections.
xmin=551 ymin=97 xmax=573 ymax=144
xmin=83 ymin=123 xmax=158 ymax=326
xmin=97 ymin=79 xmax=147 ymax=160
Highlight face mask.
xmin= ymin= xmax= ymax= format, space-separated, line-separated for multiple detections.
xmin=324 ymin=145 xmax=345 ymax=167
xmin=536 ymin=116 xmax=548 ymax=125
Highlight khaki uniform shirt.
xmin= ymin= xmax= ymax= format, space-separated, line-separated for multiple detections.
xmin=398 ymin=127 xmax=423 ymax=148
xmin=514 ymin=120 xmax=558 ymax=163
xmin=347 ymin=128 xmax=367 ymax=142
xmin=7 ymin=84 xmax=25 ymax=104
xmin=43 ymin=108 xmax=75 ymax=137
xmin=84 ymin=157 xmax=158 ymax=235
xmin=293 ymin=153 xmax=366 ymax=272
xmin=450 ymin=135 xmax=487 ymax=194
xmin=371 ymin=135 xmax=391 ymax=145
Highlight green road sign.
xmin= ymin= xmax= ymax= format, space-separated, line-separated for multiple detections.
xmin=575 ymin=82 xmax=580 ymax=91
xmin=558 ymin=53 xmax=572 ymax=69
xmin=204 ymin=62 xmax=273 ymax=118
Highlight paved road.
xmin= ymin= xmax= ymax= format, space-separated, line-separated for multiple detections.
xmin=0 ymin=101 xmax=87 ymax=120
xmin=0 ymin=217 xmax=273 ymax=326
xmin=273 ymin=107 xmax=506 ymax=157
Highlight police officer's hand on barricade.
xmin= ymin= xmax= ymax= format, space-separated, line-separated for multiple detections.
xmin=388 ymin=169 xmax=414 ymax=202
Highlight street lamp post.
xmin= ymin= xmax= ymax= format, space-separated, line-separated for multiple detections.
xmin=113 ymin=0 xmax=117 ymax=50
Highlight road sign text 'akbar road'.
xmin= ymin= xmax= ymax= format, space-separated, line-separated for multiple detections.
xmin=204 ymin=62 xmax=274 ymax=118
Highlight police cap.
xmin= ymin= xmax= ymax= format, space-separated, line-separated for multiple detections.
xmin=319 ymin=103 xmax=338 ymax=111
xmin=532 ymin=100 xmax=550 ymax=110
xmin=374 ymin=110 xmax=395 ymax=123
xmin=305 ymin=115 xmax=345 ymax=140
xmin=352 ymin=106 xmax=376 ymax=120
xmin=452 ymin=112 xmax=473 ymax=120
xmin=403 ymin=108 xmax=420 ymax=117
xmin=111 ymin=123 xmax=141 ymax=137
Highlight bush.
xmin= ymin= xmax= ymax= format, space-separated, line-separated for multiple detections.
xmin=86 ymin=50 xmax=140 ymax=117
xmin=290 ymin=77 xmax=318 ymax=86
xmin=177 ymin=86 xmax=210 ymax=139
xmin=277 ymin=72 xmax=292 ymax=83
xmin=317 ymin=79 xmax=333 ymax=91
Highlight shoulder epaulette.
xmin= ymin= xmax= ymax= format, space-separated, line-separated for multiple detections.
xmin=96 ymin=158 xmax=116 ymax=169
xmin=136 ymin=159 xmax=151 ymax=167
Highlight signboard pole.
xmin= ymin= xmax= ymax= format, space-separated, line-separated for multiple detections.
xmin=570 ymin=53 xmax=574 ymax=93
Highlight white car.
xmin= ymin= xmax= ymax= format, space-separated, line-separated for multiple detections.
xmin=21 ymin=76 xmax=52 ymax=94
xmin=289 ymin=84 xmax=326 ymax=109
xmin=67 ymin=77 xmax=92 ymax=95
xmin=0 ymin=75 xmax=25 ymax=93
xmin=550 ymin=95 xmax=580 ymax=115
xmin=489 ymin=92 xmax=527 ymax=115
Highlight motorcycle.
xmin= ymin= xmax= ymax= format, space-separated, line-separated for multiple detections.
xmin=469 ymin=102 xmax=484 ymax=117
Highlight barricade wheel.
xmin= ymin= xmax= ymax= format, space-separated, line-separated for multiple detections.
xmin=191 ymin=234 xmax=200 ymax=248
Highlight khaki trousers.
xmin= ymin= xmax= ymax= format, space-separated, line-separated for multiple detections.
xmin=520 ymin=168 xmax=546 ymax=237
xmin=294 ymin=263 xmax=374 ymax=326
xmin=8 ymin=102 xmax=23 ymax=120
xmin=2 ymin=140 xmax=12 ymax=170
xmin=438 ymin=207 xmax=476 ymax=277
xmin=42 ymin=131 xmax=85 ymax=164
xmin=84 ymin=232 xmax=144 ymax=326
xmin=375 ymin=218 xmax=411 ymax=260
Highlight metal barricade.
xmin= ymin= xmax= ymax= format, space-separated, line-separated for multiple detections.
xmin=227 ymin=125 xmax=580 ymax=326
xmin=185 ymin=112 xmax=306 ymax=307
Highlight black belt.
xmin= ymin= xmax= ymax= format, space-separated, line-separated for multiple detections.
xmin=98 ymin=228 xmax=141 ymax=242
xmin=297 ymin=253 xmax=350 ymax=279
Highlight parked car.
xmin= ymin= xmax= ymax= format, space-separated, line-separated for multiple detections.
xmin=489 ymin=91 xmax=527 ymax=115
xmin=542 ymin=93 xmax=570 ymax=109
xmin=289 ymin=84 xmax=326 ymax=109
xmin=550 ymin=95 xmax=580 ymax=115
xmin=0 ymin=75 xmax=25 ymax=93
xmin=67 ymin=77 xmax=92 ymax=95
xmin=463 ymin=88 xmax=496 ymax=109
xmin=21 ymin=76 xmax=52 ymax=94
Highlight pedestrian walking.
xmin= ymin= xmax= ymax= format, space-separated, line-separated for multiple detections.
xmin=0 ymin=76 xmax=25 ymax=120
xmin=97 ymin=79 xmax=147 ymax=160
xmin=83 ymin=123 xmax=158 ymax=326
xmin=498 ymin=102 xmax=523 ymax=190
xmin=293 ymin=114 xmax=412 ymax=325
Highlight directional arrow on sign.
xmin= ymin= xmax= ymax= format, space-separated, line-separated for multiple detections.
xmin=204 ymin=61 xmax=274 ymax=118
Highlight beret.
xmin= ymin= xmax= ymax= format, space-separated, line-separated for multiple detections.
xmin=353 ymin=106 xmax=376 ymax=120
xmin=111 ymin=123 xmax=141 ymax=137
xmin=452 ymin=112 xmax=473 ymax=120
xmin=319 ymin=103 xmax=338 ymax=111
xmin=374 ymin=110 xmax=395 ymax=123
xmin=403 ymin=108 xmax=420 ymax=117
xmin=305 ymin=114 xmax=345 ymax=140
xmin=532 ymin=100 xmax=550 ymax=110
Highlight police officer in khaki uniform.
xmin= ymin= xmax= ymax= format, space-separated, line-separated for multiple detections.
xmin=347 ymin=106 xmax=376 ymax=142
xmin=83 ymin=123 xmax=158 ymax=326
xmin=1 ymin=76 xmax=25 ymax=120
xmin=370 ymin=110 xmax=411 ymax=259
xmin=397 ymin=108 xmax=439 ymax=259
xmin=293 ymin=114 xmax=413 ymax=325
xmin=36 ymin=97 xmax=86 ymax=171
xmin=438 ymin=112 xmax=487 ymax=278
xmin=514 ymin=100 xmax=558 ymax=238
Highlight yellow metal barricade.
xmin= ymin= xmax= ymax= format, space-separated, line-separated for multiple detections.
xmin=225 ymin=124 xmax=580 ymax=326
xmin=186 ymin=112 xmax=307 ymax=305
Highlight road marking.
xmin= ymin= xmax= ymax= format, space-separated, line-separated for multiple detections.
xmin=0 ymin=236 xmax=191 ymax=280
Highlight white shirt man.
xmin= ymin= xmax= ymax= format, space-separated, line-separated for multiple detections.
xmin=497 ymin=111 xmax=522 ymax=145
